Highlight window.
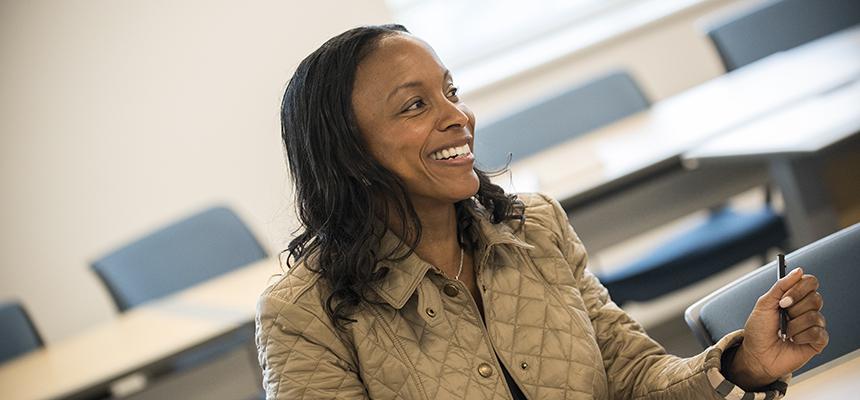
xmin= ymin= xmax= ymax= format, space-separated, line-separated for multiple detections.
xmin=386 ymin=0 xmax=636 ymax=69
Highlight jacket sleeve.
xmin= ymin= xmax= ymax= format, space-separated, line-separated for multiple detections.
xmin=541 ymin=194 xmax=788 ymax=400
xmin=255 ymin=291 xmax=369 ymax=400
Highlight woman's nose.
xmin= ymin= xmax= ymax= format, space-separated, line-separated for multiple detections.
xmin=437 ymin=98 xmax=470 ymax=132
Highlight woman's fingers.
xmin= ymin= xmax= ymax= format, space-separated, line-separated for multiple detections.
xmin=786 ymin=290 xmax=824 ymax=318
xmin=757 ymin=267 xmax=803 ymax=309
xmin=790 ymin=325 xmax=829 ymax=352
xmin=779 ymin=273 xmax=819 ymax=309
xmin=786 ymin=309 xmax=827 ymax=341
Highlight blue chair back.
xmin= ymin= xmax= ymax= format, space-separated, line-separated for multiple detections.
xmin=707 ymin=0 xmax=860 ymax=71
xmin=686 ymin=223 xmax=860 ymax=375
xmin=0 ymin=301 xmax=43 ymax=363
xmin=474 ymin=70 xmax=649 ymax=170
xmin=92 ymin=206 xmax=267 ymax=311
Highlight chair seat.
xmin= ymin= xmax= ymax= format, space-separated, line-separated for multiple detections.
xmin=598 ymin=206 xmax=788 ymax=304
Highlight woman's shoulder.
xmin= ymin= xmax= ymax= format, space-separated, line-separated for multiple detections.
xmin=513 ymin=192 xmax=569 ymax=235
xmin=256 ymin=257 xmax=332 ymax=326
xmin=510 ymin=192 xmax=587 ymax=264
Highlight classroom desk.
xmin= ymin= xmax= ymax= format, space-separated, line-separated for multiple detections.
xmin=684 ymin=77 xmax=860 ymax=247
xmin=787 ymin=349 xmax=860 ymax=399
xmin=0 ymin=259 xmax=280 ymax=400
xmin=497 ymin=26 xmax=860 ymax=251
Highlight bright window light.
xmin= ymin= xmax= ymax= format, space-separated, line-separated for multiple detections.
xmin=386 ymin=0 xmax=638 ymax=68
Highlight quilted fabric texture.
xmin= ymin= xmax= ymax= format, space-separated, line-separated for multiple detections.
xmin=256 ymin=193 xmax=783 ymax=399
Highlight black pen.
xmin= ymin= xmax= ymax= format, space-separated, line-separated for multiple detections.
xmin=778 ymin=254 xmax=789 ymax=342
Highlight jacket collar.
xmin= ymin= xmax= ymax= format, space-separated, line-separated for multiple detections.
xmin=368 ymin=200 xmax=533 ymax=309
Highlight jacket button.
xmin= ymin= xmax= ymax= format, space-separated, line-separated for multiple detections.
xmin=477 ymin=363 xmax=493 ymax=378
xmin=425 ymin=307 xmax=436 ymax=318
xmin=520 ymin=362 xmax=529 ymax=370
xmin=443 ymin=283 xmax=459 ymax=297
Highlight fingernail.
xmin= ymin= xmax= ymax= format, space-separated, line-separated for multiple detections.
xmin=779 ymin=296 xmax=794 ymax=308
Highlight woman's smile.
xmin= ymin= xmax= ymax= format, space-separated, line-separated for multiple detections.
xmin=427 ymin=139 xmax=474 ymax=165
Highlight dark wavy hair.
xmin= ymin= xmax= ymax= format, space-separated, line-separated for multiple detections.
xmin=281 ymin=24 xmax=522 ymax=329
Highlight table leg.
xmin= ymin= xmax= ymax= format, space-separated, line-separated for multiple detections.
xmin=770 ymin=155 xmax=840 ymax=248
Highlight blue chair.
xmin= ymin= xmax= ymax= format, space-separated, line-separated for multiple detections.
xmin=475 ymin=70 xmax=649 ymax=170
xmin=92 ymin=206 xmax=267 ymax=373
xmin=685 ymin=223 xmax=860 ymax=375
xmin=706 ymin=0 xmax=860 ymax=71
xmin=92 ymin=206 xmax=267 ymax=311
xmin=0 ymin=301 xmax=43 ymax=364
xmin=600 ymin=206 xmax=787 ymax=305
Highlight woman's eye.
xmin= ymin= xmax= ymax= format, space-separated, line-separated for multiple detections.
xmin=447 ymin=87 xmax=460 ymax=99
xmin=404 ymin=99 xmax=425 ymax=112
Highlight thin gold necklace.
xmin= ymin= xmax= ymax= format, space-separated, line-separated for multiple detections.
xmin=444 ymin=247 xmax=465 ymax=281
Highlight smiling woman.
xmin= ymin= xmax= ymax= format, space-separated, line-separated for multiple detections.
xmin=352 ymin=33 xmax=480 ymax=209
xmin=256 ymin=24 xmax=828 ymax=400
xmin=277 ymin=25 xmax=519 ymax=333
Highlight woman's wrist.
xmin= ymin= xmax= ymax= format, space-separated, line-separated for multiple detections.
xmin=722 ymin=344 xmax=777 ymax=390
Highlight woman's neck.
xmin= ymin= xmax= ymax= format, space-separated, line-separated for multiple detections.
xmin=391 ymin=197 xmax=462 ymax=275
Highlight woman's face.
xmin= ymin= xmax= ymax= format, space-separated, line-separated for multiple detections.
xmin=352 ymin=34 xmax=479 ymax=208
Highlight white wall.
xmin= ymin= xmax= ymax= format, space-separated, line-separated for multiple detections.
xmin=0 ymin=0 xmax=392 ymax=342
xmin=0 ymin=0 xmax=759 ymax=342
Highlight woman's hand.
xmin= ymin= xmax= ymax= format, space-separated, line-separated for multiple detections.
xmin=725 ymin=267 xmax=829 ymax=389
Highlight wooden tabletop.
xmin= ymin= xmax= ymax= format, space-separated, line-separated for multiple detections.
xmin=787 ymin=349 xmax=860 ymax=399
xmin=0 ymin=259 xmax=281 ymax=400
xmin=496 ymin=26 xmax=860 ymax=207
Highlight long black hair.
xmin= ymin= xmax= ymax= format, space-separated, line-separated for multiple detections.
xmin=281 ymin=24 xmax=521 ymax=329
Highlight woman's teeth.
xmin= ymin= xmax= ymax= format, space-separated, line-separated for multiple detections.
xmin=430 ymin=144 xmax=471 ymax=160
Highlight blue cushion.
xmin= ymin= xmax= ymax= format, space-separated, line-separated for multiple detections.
xmin=0 ymin=302 xmax=42 ymax=364
xmin=708 ymin=0 xmax=860 ymax=71
xmin=92 ymin=206 xmax=267 ymax=311
xmin=475 ymin=70 xmax=649 ymax=169
xmin=599 ymin=206 xmax=787 ymax=304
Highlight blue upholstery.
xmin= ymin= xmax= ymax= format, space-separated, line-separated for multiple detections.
xmin=91 ymin=206 xmax=266 ymax=376
xmin=686 ymin=223 xmax=860 ymax=375
xmin=92 ymin=206 xmax=267 ymax=311
xmin=475 ymin=70 xmax=649 ymax=170
xmin=0 ymin=301 xmax=43 ymax=364
xmin=707 ymin=0 xmax=860 ymax=71
xmin=599 ymin=207 xmax=788 ymax=305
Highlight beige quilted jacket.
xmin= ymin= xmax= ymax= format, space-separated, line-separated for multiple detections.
xmin=256 ymin=193 xmax=787 ymax=399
